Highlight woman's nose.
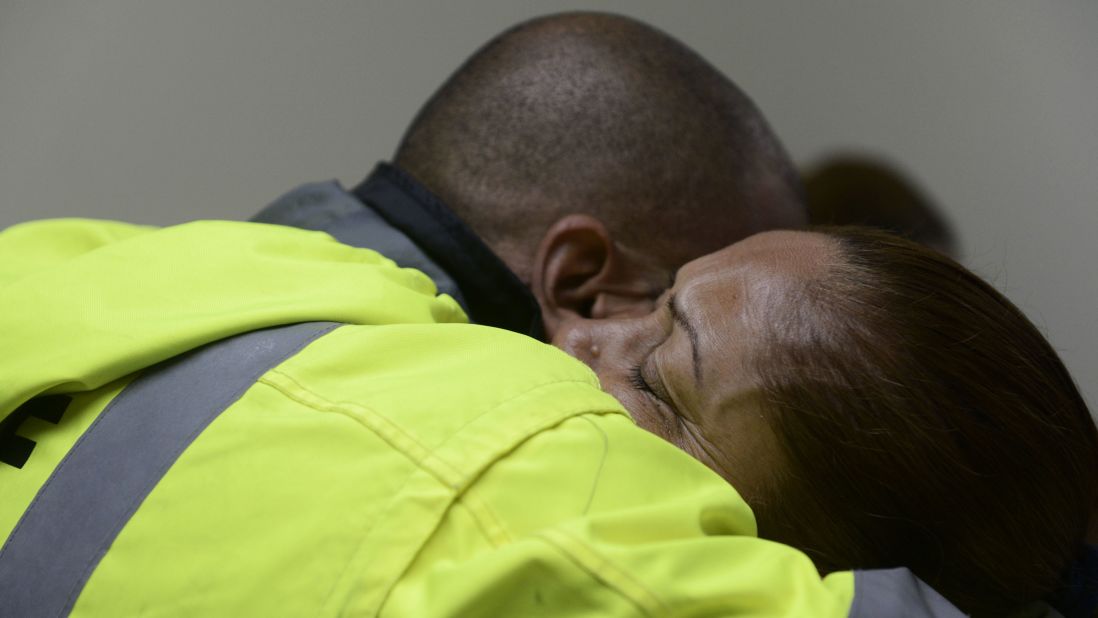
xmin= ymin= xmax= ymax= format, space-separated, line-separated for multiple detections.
xmin=552 ymin=318 xmax=599 ymax=368
xmin=554 ymin=314 xmax=656 ymax=372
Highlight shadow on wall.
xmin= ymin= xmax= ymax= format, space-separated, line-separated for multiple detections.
xmin=802 ymin=154 xmax=959 ymax=260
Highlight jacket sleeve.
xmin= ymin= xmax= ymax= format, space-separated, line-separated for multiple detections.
xmin=381 ymin=412 xmax=855 ymax=617
xmin=0 ymin=218 xmax=154 ymax=286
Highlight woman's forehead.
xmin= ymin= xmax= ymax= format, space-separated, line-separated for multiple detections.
xmin=679 ymin=230 xmax=835 ymax=292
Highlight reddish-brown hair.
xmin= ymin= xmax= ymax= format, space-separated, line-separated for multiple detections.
xmin=753 ymin=227 xmax=1097 ymax=616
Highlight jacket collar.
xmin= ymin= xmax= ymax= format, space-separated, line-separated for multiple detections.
xmin=253 ymin=163 xmax=543 ymax=339
xmin=352 ymin=164 xmax=543 ymax=339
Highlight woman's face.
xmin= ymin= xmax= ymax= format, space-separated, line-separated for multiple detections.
xmin=552 ymin=230 xmax=834 ymax=494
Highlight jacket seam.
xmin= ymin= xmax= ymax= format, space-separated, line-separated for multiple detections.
xmin=535 ymin=527 xmax=669 ymax=617
xmin=255 ymin=370 xmax=465 ymax=614
xmin=262 ymin=368 xmax=615 ymax=492
xmin=457 ymin=415 xmax=613 ymax=556
xmin=454 ymin=415 xmax=612 ymax=568
xmin=576 ymin=415 xmax=610 ymax=515
xmin=256 ymin=367 xmax=636 ymax=613
xmin=457 ymin=491 xmax=514 ymax=548
xmin=266 ymin=367 xmax=510 ymax=549
xmin=428 ymin=377 xmax=603 ymax=471
xmin=257 ymin=370 xmax=463 ymax=488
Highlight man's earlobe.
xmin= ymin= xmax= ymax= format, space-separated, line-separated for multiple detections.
xmin=531 ymin=214 xmax=664 ymax=339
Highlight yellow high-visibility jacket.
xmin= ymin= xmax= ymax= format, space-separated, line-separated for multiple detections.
xmin=0 ymin=219 xmax=948 ymax=616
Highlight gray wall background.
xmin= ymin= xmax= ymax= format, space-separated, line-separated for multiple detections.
xmin=2 ymin=1 xmax=1096 ymax=407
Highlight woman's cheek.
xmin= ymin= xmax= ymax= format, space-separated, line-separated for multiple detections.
xmin=597 ymin=378 xmax=665 ymax=441
xmin=627 ymin=397 xmax=682 ymax=445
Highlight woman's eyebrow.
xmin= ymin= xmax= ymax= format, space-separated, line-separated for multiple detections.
xmin=668 ymin=293 xmax=702 ymax=385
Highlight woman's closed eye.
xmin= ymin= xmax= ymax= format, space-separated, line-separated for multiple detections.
xmin=629 ymin=358 xmax=676 ymax=410
xmin=629 ymin=361 xmax=656 ymax=396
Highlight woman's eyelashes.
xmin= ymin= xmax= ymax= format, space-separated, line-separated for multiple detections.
xmin=628 ymin=302 xmax=677 ymax=404
xmin=629 ymin=361 xmax=656 ymax=396
xmin=629 ymin=359 xmax=674 ymax=411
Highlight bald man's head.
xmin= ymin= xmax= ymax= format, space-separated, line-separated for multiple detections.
xmin=395 ymin=12 xmax=805 ymax=283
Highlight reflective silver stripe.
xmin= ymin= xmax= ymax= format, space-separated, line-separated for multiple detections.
xmin=0 ymin=322 xmax=340 ymax=617
xmin=252 ymin=181 xmax=468 ymax=309
xmin=851 ymin=568 xmax=966 ymax=617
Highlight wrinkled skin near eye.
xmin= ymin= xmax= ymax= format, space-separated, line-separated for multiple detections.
xmin=552 ymin=230 xmax=836 ymax=503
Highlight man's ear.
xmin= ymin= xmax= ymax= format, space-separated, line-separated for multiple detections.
xmin=531 ymin=214 xmax=663 ymax=339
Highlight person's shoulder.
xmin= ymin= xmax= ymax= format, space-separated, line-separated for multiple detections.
xmin=266 ymin=322 xmax=627 ymax=474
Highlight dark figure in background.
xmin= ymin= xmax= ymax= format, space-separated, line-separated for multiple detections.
xmin=803 ymin=154 xmax=959 ymax=258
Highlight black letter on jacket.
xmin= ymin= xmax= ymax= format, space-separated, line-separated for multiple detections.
xmin=0 ymin=395 xmax=72 ymax=469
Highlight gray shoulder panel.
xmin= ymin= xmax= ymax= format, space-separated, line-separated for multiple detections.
xmin=0 ymin=321 xmax=340 ymax=617
xmin=253 ymin=181 xmax=468 ymax=309
xmin=851 ymin=569 xmax=967 ymax=618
